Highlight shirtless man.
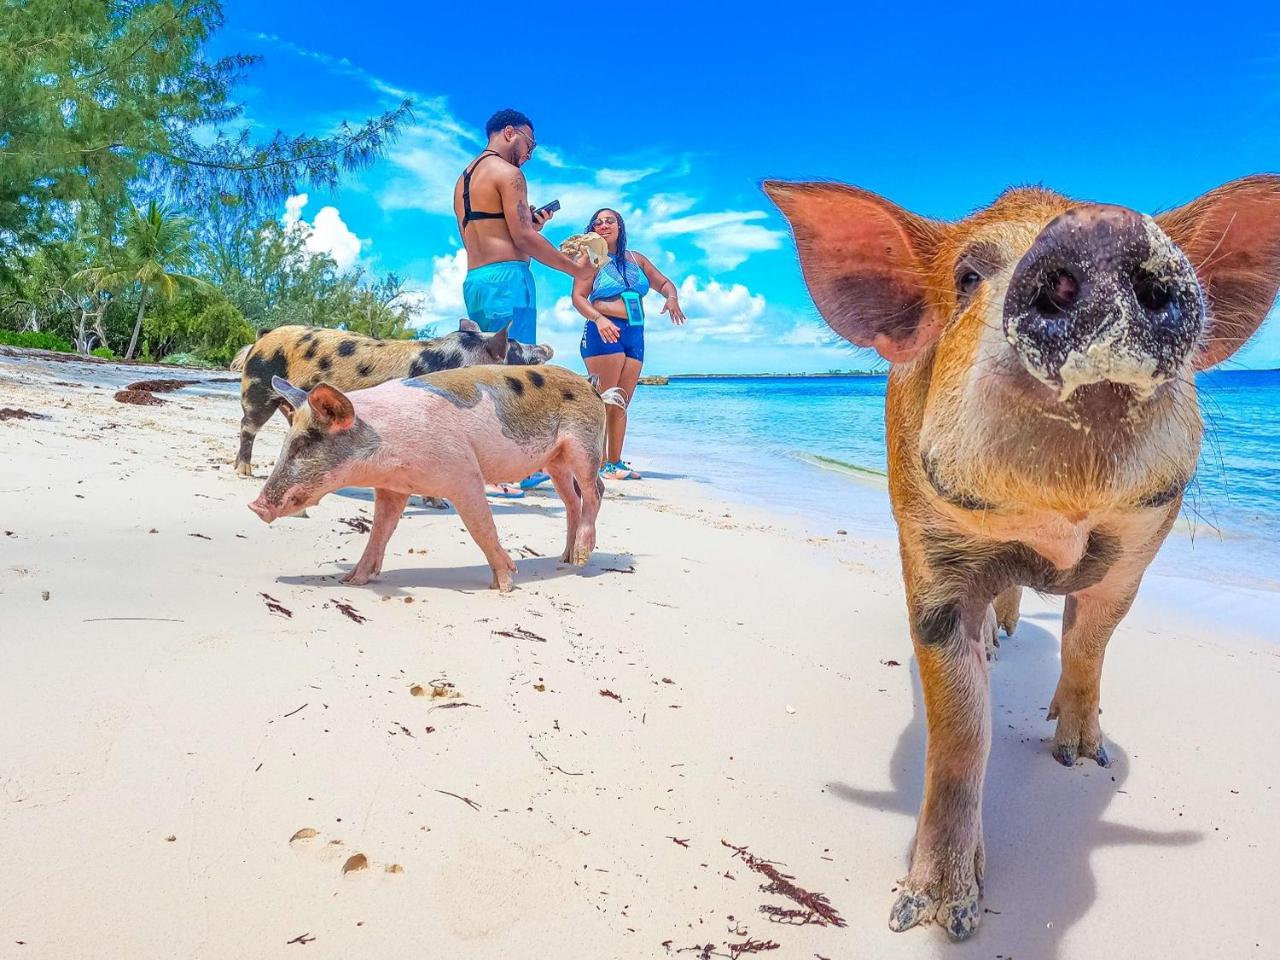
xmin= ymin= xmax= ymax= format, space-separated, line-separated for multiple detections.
xmin=454 ymin=108 xmax=594 ymax=344
xmin=454 ymin=109 xmax=595 ymax=496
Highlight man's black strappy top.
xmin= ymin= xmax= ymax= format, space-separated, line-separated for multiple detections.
xmin=461 ymin=151 xmax=504 ymax=225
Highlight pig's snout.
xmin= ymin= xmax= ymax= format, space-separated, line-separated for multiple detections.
xmin=248 ymin=499 xmax=275 ymax=523
xmin=1003 ymin=205 xmax=1203 ymax=398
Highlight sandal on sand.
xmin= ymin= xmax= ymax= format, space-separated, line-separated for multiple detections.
xmin=600 ymin=461 xmax=640 ymax=481
xmin=518 ymin=471 xmax=551 ymax=490
xmin=485 ymin=483 xmax=525 ymax=499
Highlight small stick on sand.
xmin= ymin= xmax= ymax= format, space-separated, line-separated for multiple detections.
xmin=435 ymin=789 xmax=481 ymax=811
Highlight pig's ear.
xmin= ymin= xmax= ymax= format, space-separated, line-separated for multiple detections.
xmin=307 ymin=383 xmax=355 ymax=432
xmin=484 ymin=324 xmax=510 ymax=362
xmin=1155 ymin=175 xmax=1280 ymax=370
xmin=271 ymin=375 xmax=308 ymax=410
xmin=458 ymin=318 xmax=481 ymax=333
xmin=763 ymin=180 xmax=945 ymax=363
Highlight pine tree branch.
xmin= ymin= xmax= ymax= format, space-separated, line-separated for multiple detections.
xmin=75 ymin=2 xmax=199 ymax=85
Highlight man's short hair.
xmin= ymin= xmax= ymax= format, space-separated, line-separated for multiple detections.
xmin=485 ymin=109 xmax=533 ymax=137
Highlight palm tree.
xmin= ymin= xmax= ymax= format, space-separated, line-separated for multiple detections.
xmin=77 ymin=200 xmax=208 ymax=360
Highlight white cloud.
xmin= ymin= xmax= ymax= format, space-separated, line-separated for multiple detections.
xmin=378 ymin=120 xmax=478 ymax=217
xmin=778 ymin=321 xmax=835 ymax=346
xmin=535 ymin=146 xmax=572 ymax=170
xmin=282 ymin=194 xmax=307 ymax=225
xmin=647 ymin=211 xmax=786 ymax=271
xmin=531 ymin=296 xmax=587 ymax=363
xmin=281 ymin=193 xmax=364 ymax=269
xmin=595 ymin=166 xmax=661 ymax=188
xmin=255 ymin=32 xmax=410 ymax=100
xmin=396 ymin=249 xmax=469 ymax=330
xmin=544 ymin=295 xmax=584 ymax=330
xmin=643 ymin=193 xmax=698 ymax=220
xmin=639 ymin=275 xmax=769 ymax=345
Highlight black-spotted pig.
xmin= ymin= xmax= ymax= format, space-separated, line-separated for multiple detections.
xmin=234 ymin=320 xmax=553 ymax=476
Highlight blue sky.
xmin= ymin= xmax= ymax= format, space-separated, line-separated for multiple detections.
xmin=214 ymin=1 xmax=1280 ymax=373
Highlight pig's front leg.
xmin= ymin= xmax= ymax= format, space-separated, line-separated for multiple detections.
xmin=1048 ymin=522 xmax=1165 ymax=766
xmin=1047 ymin=571 xmax=1140 ymax=767
xmin=890 ymin=592 xmax=991 ymax=941
xmin=343 ymin=488 xmax=410 ymax=585
xmin=450 ymin=486 xmax=517 ymax=592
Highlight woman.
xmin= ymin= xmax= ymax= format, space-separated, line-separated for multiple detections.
xmin=574 ymin=208 xmax=686 ymax=479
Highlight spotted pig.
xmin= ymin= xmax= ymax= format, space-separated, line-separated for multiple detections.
xmin=233 ymin=320 xmax=553 ymax=476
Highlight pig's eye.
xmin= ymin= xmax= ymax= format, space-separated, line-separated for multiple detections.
xmin=954 ymin=243 xmax=1002 ymax=300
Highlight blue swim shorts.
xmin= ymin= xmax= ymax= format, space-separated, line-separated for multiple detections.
xmin=580 ymin=318 xmax=644 ymax=362
xmin=463 ymin=260 xmax=537 ymax=344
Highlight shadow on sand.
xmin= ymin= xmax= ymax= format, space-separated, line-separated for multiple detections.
xmin=330 ymin=486 xmax=656 ymax=515
xmin=828 ymin=616 xmax=1199 ymax=957
xmin=277 ymin=552 xmax=637 ymax=594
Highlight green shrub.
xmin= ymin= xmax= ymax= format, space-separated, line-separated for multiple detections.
xmin=144 ymin=294 xmax=255 ymax=366
xmin=159 ymin=351 xmax=218 ymax=369
xmin=90 ymin=347 xmax=114 ymax=359
xmin=0 ymin=330 xmax=74 ymax=352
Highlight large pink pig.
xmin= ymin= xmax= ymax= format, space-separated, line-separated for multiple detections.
xmin=248 ymin=365 xmax=624 ymax=592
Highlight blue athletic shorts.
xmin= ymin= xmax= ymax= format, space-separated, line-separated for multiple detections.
xmin=463 ymin=260 xmax=537 ymax=344
xmin=580 ymin=319 xmax=644 ymax=362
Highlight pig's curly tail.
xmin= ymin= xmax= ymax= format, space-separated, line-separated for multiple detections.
xmin=599 ymin=388 xmax=627 ymax=409
xmin=585 ymin=373 xmax=628 ymax=410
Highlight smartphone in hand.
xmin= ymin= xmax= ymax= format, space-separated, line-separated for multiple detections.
xmin=532 ymin=199 xmax=561 ymax=219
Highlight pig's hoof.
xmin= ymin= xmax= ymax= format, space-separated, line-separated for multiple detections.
xmin=940 ymin=895 xmax=982 ymax=941
xmin=888 ymin=890 xmax=932 ymax=933
xmin=1048 ymin=694 xmax=1108 ymax=767
xmin=234 ymin=461 xmax=253 ymax=478
xmin=491 ymin=576 xmax=514 ymax=593
xmin=888 ymin=885 xmax=982 ymax=941
xmin=889 ymin=843 xmax=983 ymax=939
xmin=570 ymin=547 xmax=591 ymax=567
xmin=1052 ymin=737 xmax=1109 ymax=768
xmin=342 ymin=570 xmax=374 ymax=586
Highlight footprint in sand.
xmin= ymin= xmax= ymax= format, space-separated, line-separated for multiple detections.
xmin=288 ymin=827 xmax=404 ymax=876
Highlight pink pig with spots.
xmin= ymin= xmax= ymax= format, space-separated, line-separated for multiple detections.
xmin=248 ymin=364 xmax=624 ymax=592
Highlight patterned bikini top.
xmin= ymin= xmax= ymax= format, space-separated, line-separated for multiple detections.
xmin=589 ymin=253 xmax=650 ymax=302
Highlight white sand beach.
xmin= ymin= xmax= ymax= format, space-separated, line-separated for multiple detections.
xmin=2 ymin=350 xmax=1278 ymax=959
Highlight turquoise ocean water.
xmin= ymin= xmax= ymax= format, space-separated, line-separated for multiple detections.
xmin=624 ymin=369 xmax=1280 ymax=592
